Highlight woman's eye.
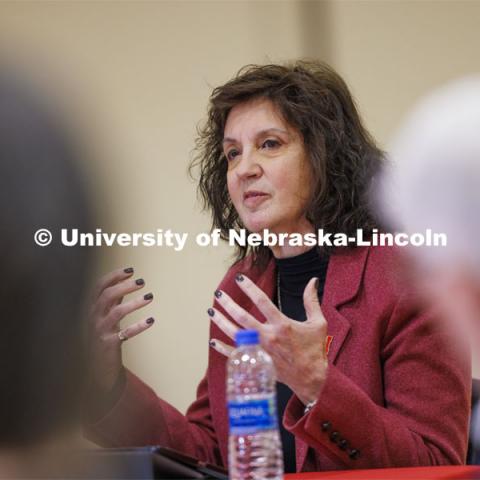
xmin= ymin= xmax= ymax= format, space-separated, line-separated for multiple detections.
xmin=226 ymin=149 xmax=239 ymax=161
xmin=261 ymin=139 xmax=280 ymax=149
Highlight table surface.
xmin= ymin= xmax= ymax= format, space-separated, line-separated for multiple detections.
xmin=285 ymin=465 xmax=480 ymax=479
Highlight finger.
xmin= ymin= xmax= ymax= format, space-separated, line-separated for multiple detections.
xmin=213 ymin=290 xmax=261 ymax=330
xmin=209 ymin=338 xmax=234 ymax=357
xmin=96 ymin=277 xmax=147 ymax=315
xmin=101 ymin=291 xmax=154 ymax=331
xmin=93 ymin=267 xmax=135 ymax=300
xmin=303 ymin=277 xmax=325 ymax=322
xmin=117 ymin=317 xmax=155 ymax=342
xmin=234 ymin=273 xmax=281 ymax=323
xmin=207 ymin=307 xmax=241 ymax=341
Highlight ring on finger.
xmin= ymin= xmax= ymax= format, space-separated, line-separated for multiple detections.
xmin=118 ymin=330 xmax=128 ymax=342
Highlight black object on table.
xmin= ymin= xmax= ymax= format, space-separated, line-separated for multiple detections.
xmin=70 ymin=446 xmax=228 ymax=479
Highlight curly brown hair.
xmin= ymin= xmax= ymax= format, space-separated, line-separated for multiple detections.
xmin=190 ymin=60 xmax=384 ymax=268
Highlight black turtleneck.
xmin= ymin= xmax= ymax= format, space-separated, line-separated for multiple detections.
xmin=274 ymin=246 xmax=329 ymax=473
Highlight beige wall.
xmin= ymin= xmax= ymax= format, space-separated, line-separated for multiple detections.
xmin=0 ymin=0 xmax=478 ymax=412
xmin=327 ymin=0 xmax=480 ymax=147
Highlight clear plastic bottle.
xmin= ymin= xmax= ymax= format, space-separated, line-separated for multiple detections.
xmin=227 ymin=329 xmax=284 ymax=480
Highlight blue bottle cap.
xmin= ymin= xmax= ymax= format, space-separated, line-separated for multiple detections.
xmin=235 ymin=329 xmax=259 ymax=346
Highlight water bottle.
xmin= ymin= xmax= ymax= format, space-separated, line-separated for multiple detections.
xmin=227 ymin=329 xmax=284 ymax=480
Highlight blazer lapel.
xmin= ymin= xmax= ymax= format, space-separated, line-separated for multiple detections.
xmin=321 ymin=246 xmax=369 ymax=363
xmin=296 ymin=246 xmax=370 ymax=471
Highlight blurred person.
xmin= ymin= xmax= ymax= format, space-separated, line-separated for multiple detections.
xmin=86 ymin=61 xmax=471 ymax=472
xmin=0 ymin=70 xmax=95 ymax=476
xmin=375 ymin=76 xmax=480 ymax=463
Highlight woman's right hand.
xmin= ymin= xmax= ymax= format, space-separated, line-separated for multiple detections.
xmin=90 ymin=267 xmax=155 ymax=392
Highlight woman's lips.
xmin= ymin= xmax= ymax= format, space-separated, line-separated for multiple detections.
xmin=243 ymin=191 xmax=269 ymax=207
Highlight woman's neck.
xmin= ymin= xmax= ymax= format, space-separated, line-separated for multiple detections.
xmin=271 ymin=242 xmax=314 ymax=259
xmin=270 ymin=220 xmax=315 ymax=259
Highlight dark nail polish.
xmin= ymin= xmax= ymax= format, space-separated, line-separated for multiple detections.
xmin=235 ymin=273 xmax=244 ymax=282
xmin=314 ymin=277 xmax=319 ymax=290
xmin=135 ymin=278 xmax=145 ymax=286
xmin=207 ymin=308 xmax=214 ymax=317
xmin=146 ymin=317 xmax=155 ymax=325
xmin=209 ymin=340 xmax=216 ymax=347
xmin=124 ymin=267 xmax=134 ymax=274
xmin=214 ymin=290 xmax=222 ymax=298
xmin=144 ymin=293 xmax=153 ymax=301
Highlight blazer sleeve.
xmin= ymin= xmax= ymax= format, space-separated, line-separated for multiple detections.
xmin=85 ymin=368 xmax=223 ymax=466
xmin=283 ymin=291 xmax=471 ymax=469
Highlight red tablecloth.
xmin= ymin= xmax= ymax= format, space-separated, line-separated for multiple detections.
xmin=286 ymin=466 xmax=480 ymax=480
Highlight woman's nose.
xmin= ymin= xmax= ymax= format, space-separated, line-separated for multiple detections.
xmin=235 ymin=148 xmax=262 ymax=179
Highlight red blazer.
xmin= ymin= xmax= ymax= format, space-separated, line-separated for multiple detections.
xmin=87 ymin=246 xmax=471 ymax=471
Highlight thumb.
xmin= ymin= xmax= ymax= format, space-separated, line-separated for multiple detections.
xmin=303 ymin=277 xmax=323 ymax=321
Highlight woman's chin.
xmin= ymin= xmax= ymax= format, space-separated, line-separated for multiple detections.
xmin=243 ymin=219 xmax=273 ymax=234
xmin=237 ymin=207 xmax=279 ymax=234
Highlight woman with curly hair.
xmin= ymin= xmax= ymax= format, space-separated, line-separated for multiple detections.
xmin=87 ymin=61 xmax=470 ymax=473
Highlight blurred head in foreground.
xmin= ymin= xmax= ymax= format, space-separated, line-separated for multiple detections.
xmin=376 ymin=76 xmax=480 ymax=348
xmin=0 ymin=70 xmax=94 ymax=474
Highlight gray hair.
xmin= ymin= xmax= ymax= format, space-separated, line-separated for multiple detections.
xmin=376 ymin=76 xmax=480 ymax=274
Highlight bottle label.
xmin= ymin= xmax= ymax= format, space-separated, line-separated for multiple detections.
xmin=228 ymin=397 xmax=278 ymax=434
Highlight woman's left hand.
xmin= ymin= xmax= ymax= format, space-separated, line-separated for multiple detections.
xmin=208 ymin=274 xmax=329 ymax=406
